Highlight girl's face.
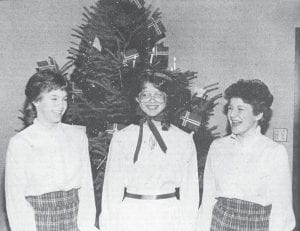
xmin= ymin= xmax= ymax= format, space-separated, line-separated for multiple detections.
xmin=227 ymin=97 xmax=262 ymax=137
xmin=136 ymin=82 xmax=167 ymax=117
xmin=33 ymin=89 xmax=68 ymax=127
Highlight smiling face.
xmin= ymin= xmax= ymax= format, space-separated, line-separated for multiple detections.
xmin=33 ymin=89 xmax=68 ymax=127
xmin=227 ymin=97 xmax=263 ymax=137
xmin=136 ymin=82 xmax=167 ymax=117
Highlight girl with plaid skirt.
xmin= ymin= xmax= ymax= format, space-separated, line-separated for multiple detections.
xmin=5 ymin=70 xmax=98 ymax=231
xmin=197 ymin=79 xmax=295 ymax=231
xmin=99 ymin=71 xmax=199 ymax=231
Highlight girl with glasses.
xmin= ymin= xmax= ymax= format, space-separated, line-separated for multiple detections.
xmin=99 ymin=71 xmax=199 ymax=231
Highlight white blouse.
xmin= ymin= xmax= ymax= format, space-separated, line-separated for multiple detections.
xmin=5 ymin=120 xmax=97 ymax=231
xmin=99 ymin=123 xmax=199 ymax=231
xmin=197 ymin=127 xmax=295 ymax=231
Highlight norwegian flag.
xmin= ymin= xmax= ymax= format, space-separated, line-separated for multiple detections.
xmin=123 ymin=49 xmax=139 ymax=68
xmin=150 ymin=43 xmax=169 ymax=57
xmin=129 ymin=0 xmax=145 ymax=9
xmin=180 ymin=111 xmax=202 ymax=132
xmin=36 ymin=57 xmax=57 ymax=71
xmin=70 ymin=82 xmax=83 ymax=102
xmin=106 ymin=123 xmax=127 ymax=134
xmin=149 ymin=43 xmax=169 ymax=69
xmin=148 ymin=17 xmax=166 ymax=36
xmin=70 ymin=82 xmax=83 ymax=94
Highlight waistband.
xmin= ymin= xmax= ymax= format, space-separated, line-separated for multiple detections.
xmin=216 ymin=197 xmax=272 ymax=215
xmin=26 ymin=188 xmax=79 ymax=209
xmin=123 ymin=187 xmax=180 ymax=200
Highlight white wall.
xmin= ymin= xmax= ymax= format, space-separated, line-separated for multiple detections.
xmin=1 ymin=0 xmax=299 ymax=230
xmin=159 ymin=0 xmax=300 ymax=166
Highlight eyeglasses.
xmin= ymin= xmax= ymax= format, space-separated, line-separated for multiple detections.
xmin=138 ymin=91 xmax=166 ymax=103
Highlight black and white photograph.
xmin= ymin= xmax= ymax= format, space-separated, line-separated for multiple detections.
xmin=0 ymin=0 xmax=299 ymax=230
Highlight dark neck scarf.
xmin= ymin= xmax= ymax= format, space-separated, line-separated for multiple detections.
xmin=133 ymin=115 xmax=167 ymax=163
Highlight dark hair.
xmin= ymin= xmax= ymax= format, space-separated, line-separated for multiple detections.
xmin=132 ymin=70 xmax=173 ymax=130
xmin=224 ymin=79 xmax=273 ymax=134
xmin=22 ymin=70 xmax=69 ymax=126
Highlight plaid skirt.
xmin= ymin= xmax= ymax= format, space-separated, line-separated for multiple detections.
xmin=26 ymin=189 xmax=80 ymax=231
xmin=210 ymin=197 xmax=272 ymax=231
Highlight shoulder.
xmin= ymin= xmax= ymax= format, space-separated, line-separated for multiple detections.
xmin=6 ymin=126 xmax=37 ymax=160
xmin=61 ymin=123 xmax=87 ymax=138
xmin=166 ymin=125 xmax=195 ymax=158
xmin=167 ymin=124 xmax=192 ymax=140
xmin=113 ymin=124 xmax=138 ymax=136
xmin=259 ymin=135 xmax=288 ymax=160
xmin=210 ymin=135 xmax=233 ymax=148
xmin=110 ymin=124 xmax=139 ymax=143
xmin=260 ymin=135 xmax=283 ymax=149
xmin=9 ymin=125 xmax=36 ymax=147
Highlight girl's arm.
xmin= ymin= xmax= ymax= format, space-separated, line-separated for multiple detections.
xmin=5 ymin=137 xmax=37 ymax=231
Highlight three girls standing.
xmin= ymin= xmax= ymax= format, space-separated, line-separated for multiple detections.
xmin=5 ymin=69 xmax=295 ymax=231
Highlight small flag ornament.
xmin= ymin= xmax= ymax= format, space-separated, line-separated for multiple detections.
xmin=106 ymin=123 xmax=127 ymax=134
xmin=148 ymin=17 xmax=166 ymax=36
xmin=148 ymin=17 xmax=166 ymax=43
xmin=70 ymin=82 xmax=83 ymax=94
xmin=36 ymin=57 xmax=57 ymax=72
xmin=70 ymin=82 xmax=83 ymax=102
xmin=123 ymin=49 xmax=139 ymax=68
xmin=180 ymin=111 xmax=202 ymax=132
xmin=129 ymin=0 xmax=145 ymax=9
xmin=149 ymin=43 xmax=169 ymax=69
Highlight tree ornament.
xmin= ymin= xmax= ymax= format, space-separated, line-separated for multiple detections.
xmin=180 ymin=111 xmax=202 ymax=132
xmin=129 ymin=0 xmax=145 ymax=9
xmin=148 ymin=17 xmax=166 ymax=43
xmin=36 ymin=57 xmax=57 ymax=72
xmin=122 ymin=49 xmax=139 ymax=68
xmin=92 ymin=36 xmax=102 ymax=52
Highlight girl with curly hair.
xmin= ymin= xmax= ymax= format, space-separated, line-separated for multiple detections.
xmin=197 ymin=79 xmax=295 ymax=231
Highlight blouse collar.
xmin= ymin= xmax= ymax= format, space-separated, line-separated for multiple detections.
xmin=230 ymin=126 xmax=262 ymax=148
xmin=33 ymin=119 xmax=62 ymax=133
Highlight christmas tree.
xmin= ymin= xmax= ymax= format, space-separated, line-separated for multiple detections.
xmin=60 ymin=0 xmax=221 ymax=223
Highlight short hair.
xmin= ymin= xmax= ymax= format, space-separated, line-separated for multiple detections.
xmin=22 ymin=70 xmax=69 ymax=126
xmin=224 ymin=79 xmax=274 ymax=133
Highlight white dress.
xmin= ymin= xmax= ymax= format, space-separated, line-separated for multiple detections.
xmin=99 ymin=123 xmax=199 ymax=231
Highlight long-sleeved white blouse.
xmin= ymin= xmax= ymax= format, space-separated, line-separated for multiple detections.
xmin=5 ymin=120 xmax=97 ymax=231
xmin=99 ymin=123 xmax=199 ymax=231
xmin=197 ymin=127 xmax=295 ymax=231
